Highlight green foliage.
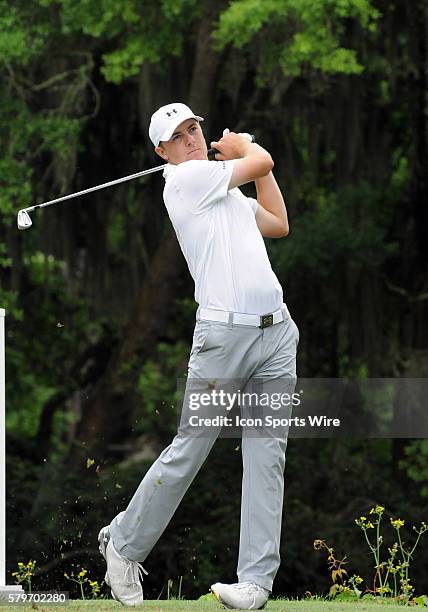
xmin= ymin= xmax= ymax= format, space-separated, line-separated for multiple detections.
xmin=2 ymin=0 xmax=428 ymax=601
xmin=274 ymin=181 xmax=398 ymax=282
xmin=5 ymin=357 xmax=55 ymax=437
xmin=354 ymin=507 xmax=428 ymax=601
xmin=106 ymin=210 xmax=127 ymax=259
xmin=33 ymin=0 xmax=381 ymax=85
xmin=401 ymin=441 xmax=428 ymax=498
xmin=136 ymin=340 xmax=189 ymax=438
xmin=0 ymin=289 xmax=22 ymax=321
xmin=5 ymin=250 xmax=110 ymax=439
xmin=0 ymin=243 xmax=12 ymax=269
xmin=1 ymin=0 xmax=89 ymax=442
xmin=100 ymin=1 xmax=196 ymax=81
xmin=10 ymin=560 xmax=36 ymax=592
xmin=414 ymin=594 xmax=428 ymax=607
xmin=63 ymin=567 xmax=103 ymax=599
xmin=0 ymin=158 xmax=32 ymax=222
xmin=4 ymin=257 xmax=95 ymax=444
xmin=0 ymin=94 xmax=81 ymax=220
xmin=214 ymin=0 xmax=380 ymax=81
xmin=0 ymin=0 xmax=49 ymax=64
xmin=40 ymin=0 xmax=202 ymax=83
xmin=39 ymin=0 xmax=140 ymax=37
xmin=390 ymin=150 xmax=410 ymax=198
xmin=315 ymin=507 xmax=428 ymax=603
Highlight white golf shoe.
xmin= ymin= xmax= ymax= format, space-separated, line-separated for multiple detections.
xmin=98 ymin=526 xmax=147 ymax=606
xmin=211 ymin=581 xmax=269 ymax=610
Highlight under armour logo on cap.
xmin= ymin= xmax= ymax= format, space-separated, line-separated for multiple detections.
xmin=149 ymin=102 xmax=204 ymax=147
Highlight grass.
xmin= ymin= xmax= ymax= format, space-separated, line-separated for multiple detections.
xmin=0 ymin=599 xmax=413 ymax=611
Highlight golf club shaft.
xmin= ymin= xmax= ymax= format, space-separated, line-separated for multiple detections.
xmin=22 ymin=147 xmax=219 ymax=214
xmin=18 ymin=133 xmax=254 ymax=218
xmin=23 ymin=163 xmax=168 ymax=214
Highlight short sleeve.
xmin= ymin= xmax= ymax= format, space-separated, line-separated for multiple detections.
xmin=247 ymin=197 xmax=259 ymax=215
xmin=172 ymin=160 xmax=234 ymax=212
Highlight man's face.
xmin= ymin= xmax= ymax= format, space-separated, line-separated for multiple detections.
xmin=155 ymin=119 xmax=208 ymax=164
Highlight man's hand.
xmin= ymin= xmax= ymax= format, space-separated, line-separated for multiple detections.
xmin=210 ymin=132 xmax=254 ymax=161
xmin=213 ymin=134 xmax=273 ymax=189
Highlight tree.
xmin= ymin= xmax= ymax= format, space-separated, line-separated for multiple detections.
xmin=3 ymin=0 xmax=428 ymax=596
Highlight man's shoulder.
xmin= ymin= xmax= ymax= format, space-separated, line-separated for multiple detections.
xmin=176 ymin=159 xmax=232 ymax=173
xmin=175 ymin=159 xmax=215 ymax=174
xmin=166 ymin=160 xmax=209 ymax=185
xmin=172 ymin=159 xmax=232 ymax=189
xmin=165 ymin=159 xmax=235 ymax=211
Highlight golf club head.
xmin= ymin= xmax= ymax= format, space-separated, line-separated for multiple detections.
xmin=17 ymin=210 xmax=32 ymax=230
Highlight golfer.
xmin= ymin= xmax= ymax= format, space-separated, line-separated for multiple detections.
xmin=98 ymin=102 xmax=299 ymax=609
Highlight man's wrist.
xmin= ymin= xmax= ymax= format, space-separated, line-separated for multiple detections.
xmin=238 ymin=140 xmax=255 ymax=158
xmin=240 ymin=141 xmax=272 ymax=163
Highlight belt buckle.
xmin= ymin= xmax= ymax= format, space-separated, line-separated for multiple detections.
xmin=260 ymin=313 xmax=273 ymax=328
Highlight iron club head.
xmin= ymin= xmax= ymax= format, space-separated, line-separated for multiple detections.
xmin=17 ymin=209 xmax=33 ymax=230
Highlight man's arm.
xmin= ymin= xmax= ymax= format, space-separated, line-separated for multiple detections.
xmin=254 ymin=172 xmax=289 ymax=238
xmin=211 ymin=132 xmax=289 ymax=238
xmin=210 ymin=132 xmax=273 ymax=189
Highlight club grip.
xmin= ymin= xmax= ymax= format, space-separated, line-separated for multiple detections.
xmin=208 ymin=132 xmax=255 ymax=160
xmin=207 ymin=147 xmax=219 ymax=160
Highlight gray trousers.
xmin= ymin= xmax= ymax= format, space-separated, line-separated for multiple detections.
xmin=109 ymin=305 xmax=299 ymax=591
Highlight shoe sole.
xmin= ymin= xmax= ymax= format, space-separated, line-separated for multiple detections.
xmin=98 ymin=526 xmax=110 ymax=560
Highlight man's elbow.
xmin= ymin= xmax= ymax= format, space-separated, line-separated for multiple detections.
xmin=267 ymin=224 xmax=289 ymax=238
xmin=276 ymin=219 xmax=289 ymax=237
xmin=262 ymin=154 xmax=274 ymax=176
xmin=257 ymin=153 xmax=274 ymax=177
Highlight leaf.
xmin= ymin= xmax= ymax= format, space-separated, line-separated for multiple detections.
xmin=213 ymin=0 xmax=380 ymax=81
xmin=334 ymin=591 xmax=360 ymax=602
xmin=332 ymin=568 xmax=347 ymax=583
xmin=198 ymin=592 xmax=216 ymax=601
xmin=414 ymin=595 xmax=428 ymax=607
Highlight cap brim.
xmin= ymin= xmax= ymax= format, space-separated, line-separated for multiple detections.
xmin=159 ymin=114 xmax=204 ymax=144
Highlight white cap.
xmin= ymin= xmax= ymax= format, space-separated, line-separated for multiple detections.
xmin=149 ymin=103 xmax=204 ymax=147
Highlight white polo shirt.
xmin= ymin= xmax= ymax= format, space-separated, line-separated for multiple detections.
xmin=163 ymin=159 xmax=283 ymax=315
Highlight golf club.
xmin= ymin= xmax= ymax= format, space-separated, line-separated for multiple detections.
xmin=16 ymin=133 xmax=255 ymax=230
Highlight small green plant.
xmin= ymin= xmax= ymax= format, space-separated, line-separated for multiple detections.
xmin=315 ymin=505 xmax=427 ymax=604
xmin=355 ymin=505 xmax=427 ymax=601
xmin=166 ymin=576 xmax=184 ymax=600
xmin=11 ymin=560 xmax=36 ymax=592
xmin=313 ymin=539 xmax=361 ymax=600
xmin=63 ymin=567 xmax=102 ymax=599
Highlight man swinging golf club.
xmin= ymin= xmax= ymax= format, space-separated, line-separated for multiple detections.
xmin=98 ymin=102 xmax=299 ymax=609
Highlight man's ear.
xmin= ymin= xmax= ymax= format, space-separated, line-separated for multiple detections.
xmin=155 ymin=145 xmax=168 ymax=161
